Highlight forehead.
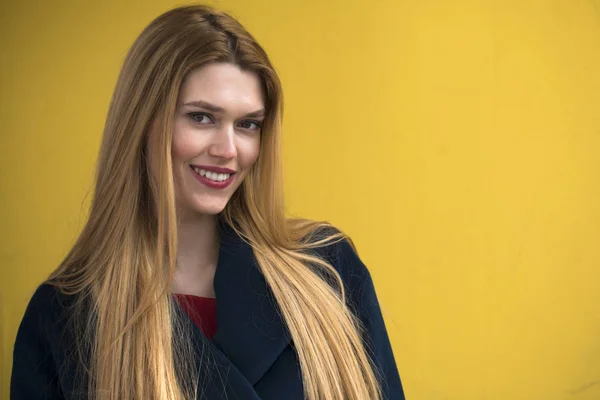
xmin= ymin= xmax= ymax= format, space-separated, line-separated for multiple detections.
xmin=178 ymin=63 xmax=264 ymax=112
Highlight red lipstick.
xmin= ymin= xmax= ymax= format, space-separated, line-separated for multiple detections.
xmin=189 ymin=165 xmax=236 ymax=189
xmin=191 ymin=165 xmax=236 ymax=174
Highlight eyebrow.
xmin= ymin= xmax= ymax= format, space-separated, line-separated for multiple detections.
xmin=181 ymin=100 xmax=265 ymax=118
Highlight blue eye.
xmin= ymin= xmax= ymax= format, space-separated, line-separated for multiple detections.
xmin=188 ymin=112 xmax=213 ymax=124
xmin=238 ymin=120 xmax=262 ymax=131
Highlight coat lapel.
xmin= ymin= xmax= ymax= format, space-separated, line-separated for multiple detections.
xmin=211 ymin=223 xmax=292 ymax=384
xmin=175 ymin=222 xmax=292 ymax=398
xmin=176 ymin=305 xmax=262 ymax=400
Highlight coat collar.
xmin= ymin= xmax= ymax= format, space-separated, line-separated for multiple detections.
xmin=177 ymin=222 xmax=292 ymax=396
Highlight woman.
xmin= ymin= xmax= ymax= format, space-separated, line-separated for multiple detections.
xmin=10 ymin=5 xmax=404 ymax=400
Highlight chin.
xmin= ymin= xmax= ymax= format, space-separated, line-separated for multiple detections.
xmin=177 ymin=194 xmax=233 ymax=217
xmin=196 ymin=207 xmax=225 ymax=215
xmin=192 ymin=199 xmax=230 ymax=215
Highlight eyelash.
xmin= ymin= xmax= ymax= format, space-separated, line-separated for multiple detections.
xmin=187 ymin=112 xmax=262 ymax=131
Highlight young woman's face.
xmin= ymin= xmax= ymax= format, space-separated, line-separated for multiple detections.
xmin=166 ymin=62 xmax=264 ymax=217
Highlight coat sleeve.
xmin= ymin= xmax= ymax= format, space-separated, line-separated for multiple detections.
xmin=330 ymin=238 xmax=406 ymax=400
xmin=11 ymin=285 xmax=64 ymax=400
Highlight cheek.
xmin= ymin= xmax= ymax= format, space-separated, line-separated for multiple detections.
xmin=171 ymin=128 xmax=196 ymax=163
xmin=238 ymin=136 xmax=261 ymax=169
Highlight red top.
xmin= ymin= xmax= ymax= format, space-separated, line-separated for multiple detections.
xmin=173 ymin=294 xmax=218 ymax=338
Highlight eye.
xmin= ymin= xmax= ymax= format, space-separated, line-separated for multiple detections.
xmin=188 ymin=112 xmax=213 ymax=124
xmin=237 ymin=120 xmax=262 ymax=131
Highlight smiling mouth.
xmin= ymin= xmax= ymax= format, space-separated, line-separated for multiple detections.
xmin=190 ymin=166 xmax=234 ymax=182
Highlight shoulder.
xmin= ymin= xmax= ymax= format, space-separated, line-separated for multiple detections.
xmin=17 ymin=283 xmax=80 ymax=342
xmin=23 ymin=283 xmax=75 ymax=316
xmin=307 ymin=225 xmax=373 ymax=294
xmin=26 ymin=283 xmax=68 ymax=306
xmin=16 ymin=282 xmax=87 ymax=364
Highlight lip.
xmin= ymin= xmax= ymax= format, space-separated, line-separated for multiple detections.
xmin=190 ymin=164 xmax=236 ymax=174
xmin=189 ymin=165 xmax=235 ymax=190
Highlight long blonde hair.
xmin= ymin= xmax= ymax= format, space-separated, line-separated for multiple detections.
xmin=49 ymin=5 xmax=381 ymax=399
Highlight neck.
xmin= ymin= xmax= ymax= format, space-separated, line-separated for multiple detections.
xmin=176 ymin=212 xmax=219 ymax=270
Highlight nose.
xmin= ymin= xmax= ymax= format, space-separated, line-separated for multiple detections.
xmin=207 ymin=124 xmax=237 ymax=159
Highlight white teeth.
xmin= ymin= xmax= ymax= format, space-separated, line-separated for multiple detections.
xmin=192 ymin=167 xmax=230 ymax=182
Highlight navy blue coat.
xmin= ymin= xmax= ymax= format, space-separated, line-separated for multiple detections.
xmin=11 ymin=226 xmax=405 ymax=399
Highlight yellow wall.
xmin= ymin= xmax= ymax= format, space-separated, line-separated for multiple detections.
xmin=2 ymin=0 xmax=599 ymax=398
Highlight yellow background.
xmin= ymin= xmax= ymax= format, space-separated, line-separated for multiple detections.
xmin=2 ymin=0 xmax=599 ymax=399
